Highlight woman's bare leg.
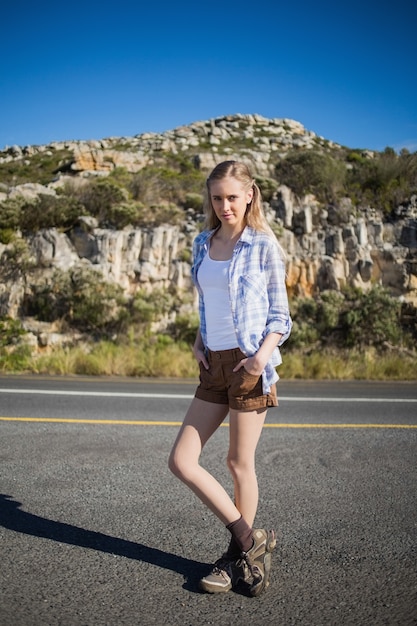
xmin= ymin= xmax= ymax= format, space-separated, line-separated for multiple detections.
xmin=168 ymin=397 xmax=242 ymax=525
xmin=227 ymin=408 xmax=267 ymax=527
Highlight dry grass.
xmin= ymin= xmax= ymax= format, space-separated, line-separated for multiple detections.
xmin=30 ymin=340 xmax=199 ymax=378
xmin=281 ymin=348 xmax=417 ymax=380
xmin=0 ymin=341 xmax=413 ymax=381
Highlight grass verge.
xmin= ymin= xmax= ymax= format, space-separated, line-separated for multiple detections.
xmin=1 ymin=341 xmax=416 ymax=380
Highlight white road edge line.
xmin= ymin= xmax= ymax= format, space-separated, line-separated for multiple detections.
xmin=0 ymin=388 xmax=416 ymax=402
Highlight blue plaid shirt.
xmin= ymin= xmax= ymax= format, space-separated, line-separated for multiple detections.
xmin=191 ymin=226 xmax=292 ymax=393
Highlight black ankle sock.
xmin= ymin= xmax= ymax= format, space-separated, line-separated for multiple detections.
xmin=226 ymin=515 xmax=253 ymax=553
xmin=226 ymin=536 xmax=241 ymax=558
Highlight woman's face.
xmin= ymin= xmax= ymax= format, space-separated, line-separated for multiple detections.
xmin=209 ymin=176 xmax=253 ymax=231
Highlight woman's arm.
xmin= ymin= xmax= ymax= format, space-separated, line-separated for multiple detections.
xmin=264 ymin=243 xmax=292 ymax=344
xmin=193 ymin=328 xmax=209 ymax=370
xmin=234 ymin=239 xmax=291 ymax=376
xmin=233 ymin=331 xmax=282 ymax=376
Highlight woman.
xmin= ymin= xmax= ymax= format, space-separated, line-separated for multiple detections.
xmin=168 ymin=160 xmax=292 ymax=596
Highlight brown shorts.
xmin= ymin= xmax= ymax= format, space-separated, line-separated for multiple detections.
xmin=194 ymin=347 xmax=278 ymax=411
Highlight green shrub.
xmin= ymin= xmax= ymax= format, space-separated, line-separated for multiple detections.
xmin=0 ymin=317 xmax=27 ymax=346
xmin=105 ymin=202 xmax=143 ymax=228
xmin=0 ymin=197 xmax=26 ymax=230
xmin=318 ymin=290 xmax=345 ymax=330
xmin=1 ymin=237 xmax=34 ymax=278
xmin=346 ymin=151 xmax=367 ymax=164
xmin=78 ymin=178 xmax=127 ymax=215
xmin=24 ymin=270 xmax=72 ymax=322
xmin=129 ymin=289 xmax=175 ymax=325
xmin=275 ymin=150 xmax=347 ymax=202
xmin=128 ymin=202 xmax=184 ymax=227
xmin=0 ymin=317 xmax=31 ymax=373
xmin=169 ymin=312 xmax=199 ymax=343
xmin=25 ymin=268 xmax=128 ymax=336
xmin=130 ymin=165 xmax=206 ymax=207
xmin=346 ymin=148 xmax=417 ymax=212
xmin=275 ymin=147 xmax=417 ymax=211
xmin=288 ymin=286 xmax=407 ymax=351
xmin=286 ymin=298 xmax=320 ymax=349
xmin=0 ymin=344 xmax=32 ymax=372
xmin=0 ymin=228 xmax=16 ymax=244
xmin=255 ymin=176 xmax=279 ymax=202
xmin=184 ymin=193 xmax=203 ymax=210
xmin=19 ymin=194 xmax=84 ymax=232
xmin=107 ymin=167 xmax=134 ymax=188
xmin=340 ymin=285 xmax=402 ymax=348
xmin=63 ymin=268 xmax=128 ymax=335
xmin=0 ymin=149 xmax=73 ymax=186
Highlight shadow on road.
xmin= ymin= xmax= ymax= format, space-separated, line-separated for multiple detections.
xmin=0 ymin=494 xmax=209 ymax=592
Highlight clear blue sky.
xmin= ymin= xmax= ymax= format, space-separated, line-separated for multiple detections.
xmin=1 ymin=0 xmax=416 ymax=152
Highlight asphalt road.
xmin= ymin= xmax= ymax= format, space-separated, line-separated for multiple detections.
xmin=0 ymin=375 xmax=416 ymax=626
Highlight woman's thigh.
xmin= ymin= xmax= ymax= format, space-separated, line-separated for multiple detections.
xmin=171 ymin=397 xmax=229 ymax=461
xmin=228 ymin=408 xmax=267 ymax=466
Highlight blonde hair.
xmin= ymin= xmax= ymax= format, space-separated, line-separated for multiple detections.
xmin=203 ymin=160 xmax=274 ymax=237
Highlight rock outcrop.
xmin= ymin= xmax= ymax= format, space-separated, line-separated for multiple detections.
xmin=0 ymin=114 xmax=337 ymax=180
xmin=1 ymin=114 xmax=416 ymax=349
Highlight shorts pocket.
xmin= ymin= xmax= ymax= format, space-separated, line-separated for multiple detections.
xmin=232 ymin=367 xmax=262 ymax=396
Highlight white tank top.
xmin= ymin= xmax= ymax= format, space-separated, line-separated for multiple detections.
xmin=197 ymin=251 xmax=238 ymax=350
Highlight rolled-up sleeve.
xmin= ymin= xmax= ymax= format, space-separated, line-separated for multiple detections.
xmin=264 ymin=244 xmax=292 ymax=345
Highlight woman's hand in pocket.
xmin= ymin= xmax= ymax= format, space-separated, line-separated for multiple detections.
xmin=194 ymin=345 xmax=209 ymax=370
xmin=233 ymin=355 xmax=263 ymax=377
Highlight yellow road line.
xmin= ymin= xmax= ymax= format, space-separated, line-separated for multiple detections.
xmin=0 ymin=417 xmax=416 ymax=428
xmin=0 ymin=417 xmax=182 ymax=426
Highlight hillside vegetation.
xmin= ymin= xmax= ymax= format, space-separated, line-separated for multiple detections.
xmin=0 ymin=114 xmax=416 ymax=379
xmin=1 ymin=141 xmax=416 ymax=234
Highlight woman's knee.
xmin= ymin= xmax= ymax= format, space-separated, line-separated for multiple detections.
xmin=227 ymin=455 xmax=255 ymax=481
xmin=168 ymin=449 xmax=182 ymax=477
xmin=168 ymin=448 xmax=195 ymax=481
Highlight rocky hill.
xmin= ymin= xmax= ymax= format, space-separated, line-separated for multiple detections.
xmin=0 ymin=114 xmax=416 ymax=350
xmin=1 ymin=114 xmax=335 ymax=178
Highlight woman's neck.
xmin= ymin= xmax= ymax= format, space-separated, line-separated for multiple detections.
xmin=210 ymin=226 xmax=244 ymax=261
xmin=215 ymin=224 xmax=245 ymax=244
